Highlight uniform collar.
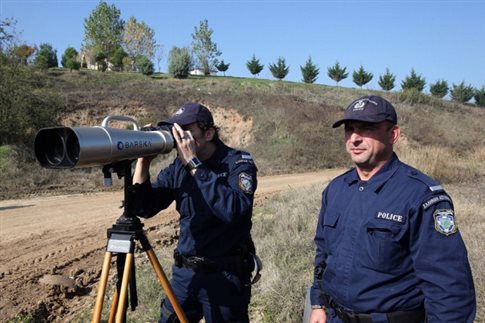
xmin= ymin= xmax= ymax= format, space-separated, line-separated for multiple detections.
xmin=344 ymin=153 xmax=400 ymax=193
xmin=203 ymin=139 xmax=229 ymax=167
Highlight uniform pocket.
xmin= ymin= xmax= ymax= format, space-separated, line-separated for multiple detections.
xmin=361 ymin=220 xmax=407 ymax=273
xmin=321 ymin=212 xmax=342 ymax=254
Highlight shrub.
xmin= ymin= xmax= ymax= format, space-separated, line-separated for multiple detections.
xmin=401 ymin=69 xmax=426 ymax=92
xmin=450 ymin=81 xmax=475 ymax=103
xmin=429 ymin=80 xmax=449 ymax=98
xmin=136 ymin=55 xmax=154 ymax=75
xmin=474 ymin=86 xmax=485 ymax=107
xmin=269 ymin=57 xmax=289 ymax=80
xmin=378 ymin=68 xmax=396 ymax=91
xmin=168 ymin=46 xmax=191 ymax=79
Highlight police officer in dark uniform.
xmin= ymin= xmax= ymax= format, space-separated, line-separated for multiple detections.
xmin=131 ymin=102 xmax=259 ymax=323
xmin=310 ymin=96 xmax=476 ymax=323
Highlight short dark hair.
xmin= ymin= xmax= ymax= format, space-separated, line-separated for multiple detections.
xmin=198 ymin=122 xmax=220 ymax=142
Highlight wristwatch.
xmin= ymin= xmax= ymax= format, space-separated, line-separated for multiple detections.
xmin=311 ymin=305 xmax=325 ymax=310
xmin=185 ymin=157 xmax=202 ymax=172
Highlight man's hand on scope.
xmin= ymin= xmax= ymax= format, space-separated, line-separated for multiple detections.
xmin=172 ymin=123 xmax=197 ymax=166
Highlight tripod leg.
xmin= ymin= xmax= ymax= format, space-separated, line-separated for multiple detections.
xmin=108 ymin=288 xmax=118 ymax=323
xmin=92 ymin=251 xmax=113 ymax=323
xmin=146 ymin=249 xmax=188 ymax=323
xmin=115 ymin=252 xmax=134 ymax=323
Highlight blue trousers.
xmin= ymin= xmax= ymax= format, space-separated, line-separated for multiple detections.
xmin=159 ymin=265 xmax=251 ymax=323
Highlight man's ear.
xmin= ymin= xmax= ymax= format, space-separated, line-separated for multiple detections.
xmin=390 ymin=125 xmax=400 ymax=145
xmin=205 ymin=127 xmax=216 ymax=141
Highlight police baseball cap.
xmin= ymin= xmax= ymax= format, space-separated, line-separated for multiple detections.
xmin=160 ymin=102 xmax=214 ymax=127
xmin=332 ymin=95 xmax=397 ymax=128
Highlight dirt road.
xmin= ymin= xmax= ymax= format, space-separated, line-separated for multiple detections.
xmin=0 ymin=170 xmax=342 ymax=321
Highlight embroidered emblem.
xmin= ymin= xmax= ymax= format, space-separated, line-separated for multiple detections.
xmin=173 ymin=107 xmax=185 ymax=116
xmin=433 ymin=209 xmax=458 ymax=236
xmin=353 ymin=98 xmax=378 ymax=111
xmin=239 ymin=172 xmax=254 ymax=194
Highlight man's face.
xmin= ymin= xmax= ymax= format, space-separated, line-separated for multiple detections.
xmin=344 ymin=121 xmax=399 ymax=171
xmin=182 ymin=122 xmax=214 ymax=154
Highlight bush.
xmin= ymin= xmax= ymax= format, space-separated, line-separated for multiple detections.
xmin=429 ymin=80 xmax=449 ymax=98
xmin=401 ymin=69 xmax=426 ymax=92
xmin=450 ymin=81 xmax=475 ymax=103
xmin=474 ymin=86 xmax=485 ymax=107
xmin=136 ymin=55 xmax=154 ymax=75
xmin=168 ymin=46 xmax=191 ymax=79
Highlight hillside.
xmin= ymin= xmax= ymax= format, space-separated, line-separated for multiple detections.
xmin=1 ymin=69 xmax=484 ymax=199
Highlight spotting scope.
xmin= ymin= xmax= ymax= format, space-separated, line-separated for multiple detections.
xmin=34 ymin=116 xmax=174 ymax=169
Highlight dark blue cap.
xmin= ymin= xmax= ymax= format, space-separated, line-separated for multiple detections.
xmin=332 ymin=95 xmax=397 ymax=128
xmin=160 ymin=102 xmax=214 ymax=126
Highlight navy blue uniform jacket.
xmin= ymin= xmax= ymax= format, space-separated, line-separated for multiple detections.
xmin=132 ymin=140 xmax=257 ymax=258
xmin=311 ymin=154 xmax=475 ymax=322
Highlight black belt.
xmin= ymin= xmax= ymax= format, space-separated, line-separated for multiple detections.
xmin=322 ymin=293 xmax=426 ymax=323
xmin=174 ymin=250 xmax=246 ymax=272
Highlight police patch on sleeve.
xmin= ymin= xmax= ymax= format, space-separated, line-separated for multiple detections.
xmin=239 ymin=172 xmax=254 ymax=194
xmin=433 ymin=209 xmax=458 ymax=236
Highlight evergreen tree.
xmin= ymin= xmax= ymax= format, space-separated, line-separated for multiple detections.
xmin=61 ymin=47 xmax=78 ymax=68
xmin=168 ymin=46 xmax=191 ymax=79
xmin=83 ymin=1 xmax=124 ymax=62
xmin=352 ymin=65 xmax=373 ymax=88
xmin=34 ymin=43 xmax=58 ymax=69
xmin=300 ymin=56 xmax=319 ymax=84
xmin=474 ymin=86 xmax=485 ymax=107
xmin=429 ymin=80 xmax=449 ymax=98
xmin=401 ymin=69 xmax=426 ymax=92
xmin=246 ymin=54 xmax=264 ymax=76
xmin=191 ymin=19 xmax=221 ymax=75
xmin=327 ymin=61 xmax=348 ymax=86
xmin=269 ymin=57 xmax=289 ymax=80
xmin=450 ymin=81 xmax=475 ymax=103
xmin=111 ymin=46 xmax=128 ymax=71
xmin=216 ymin=59 xmax=230 ymax=76
xmin=378 ymin=68 xmax=396 ymax=91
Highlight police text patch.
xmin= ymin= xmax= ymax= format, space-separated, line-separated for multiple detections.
xmin=433 ymin=209 xmax=458 ymax=236
xmin=239 ymin=172 xmax=254 ymax=194
xmin=376 ymin=211 xmax=404 ymax=223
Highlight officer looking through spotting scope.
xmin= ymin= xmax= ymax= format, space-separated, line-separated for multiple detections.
xmin=310 ymin=95 xmax=476 ymax=323
xmin=130 ymin=102 xmax=260 ymax=323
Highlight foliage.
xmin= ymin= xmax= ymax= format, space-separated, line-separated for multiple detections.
xmin=0 ymin=64 xmax=62 ymax=145
xmin=0 ymin=18 xmax=17 ymax=53
xmin=136 ymin=55 xmax=154 ymax=75
xmin=474 ymin=86 xmax=485 ymax=107
xmin=34 ymin=43 xmax=58 ymax=69
xmin=123 ymin=16 xmax=156 ymax=71
xmin=111 ymin=46 xmax=128 ymax=71
xmin=155 ymin=44 xmax=164 ymax=73
xmin=327 ymin=61 xmax=348 ymax=85
xmin=15 ymin=44 xmax=36 ymax=65
xmin=429 ymin=80 xmax=449 ymax=98
xmin=352 ymin=65 xmax=373 ymax=88
xmin=269 ymin=57 xmax=289 ymax=80
xmin=83 ymin=0 xmax=124 ymax=61
xmin=191 ymin=19 xmax=221 ymax=75
xmin=246 ymin=54 xmax=264 ymax=76
xmin=378 ymin=68 xmax=396 ymax=91
xmin=61 ymin=47 xmax=78 ymax=68
xmin=66 ymin=58 xmax=81 ymax=72
xmin=401 ymin=68 xmax=426 ymax=92
xmin=216 ymin=59 xmax=230 ymax=76
xmin=300 ymin=57 xmax=319 ymax=84
xmin=450 ymin=81 xmax=475 ymax=103
xmin=168 ymin=46 xmax=191 ymax=79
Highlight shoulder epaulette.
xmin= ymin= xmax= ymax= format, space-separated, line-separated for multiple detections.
xmin=407 ymin=167 xmax=444 ymax=192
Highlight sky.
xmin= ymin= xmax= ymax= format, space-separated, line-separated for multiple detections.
xmin=1 ymin=0 xmax=484 ymax=91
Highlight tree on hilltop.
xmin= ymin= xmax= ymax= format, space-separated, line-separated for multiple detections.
xmin=474 ymin=86 xmax=485 ymax=107
xmin=327 ymin=61 xmax=348 ymax=86
xmin=378 ymin=68 xmax=396 ymax=91
xmin=168 ymin=46 xmax=191 ymax=79
xmin=61 ymin=47 xmax=80 ymax=72
xmin=216 ymin=60 xmax=230 ymax=76
xmin=83 ymin=1 xmax=124 ymax=63
xmin=450 ymin=81 xmax=475 ymax=103
xmin=300 ymin=56 xmax=319 ymax=84
xmin=123 ymin=16 xmax=156 ymax=71
xmin=34 ymin=43 xmax=58 ymax=69
xmin=429 ymin=80 xmax=449 ymax=98
xmin=246 ymin=54 xmax=264 ymax=76
xmin=352 ymin=65 xmax=373 ymax=88
xmin=191 ymin=19 xmax=221 ymax=75
xmin=269 ymin=57 xmax=289 ymax=80
xmin=401 ymin=69 xmax=426 ymax=92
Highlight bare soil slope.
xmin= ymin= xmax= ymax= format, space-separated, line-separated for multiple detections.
xmin=0 ymin=170 xmax=342 ymax=322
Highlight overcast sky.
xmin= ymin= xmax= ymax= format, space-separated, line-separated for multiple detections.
xmin=2 ymin=0 xmax=484 ymax=91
